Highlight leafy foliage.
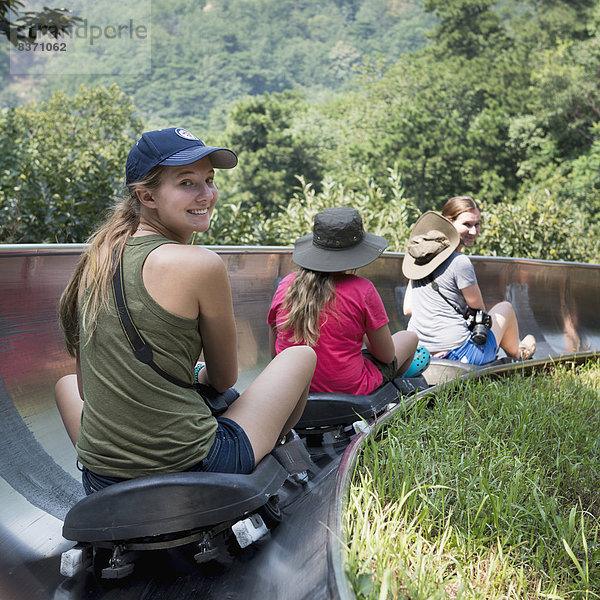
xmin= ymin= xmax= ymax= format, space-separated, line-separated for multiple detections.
xmin=0 ymin=0 xmax=81 ymax=46
xmin=424 ymin=0 xmax=509 ymax=59
xmin=1 ymin=0 xmax=435 ymax=131
xmin=2 ymin=0 xmax=600 ymax=263
xmin=202 ymin=167 xmax=420 ymax=249
xmin=223 ymin=91 xmax=325 ymax=213
xmin=203 ymin=169 xmax=600 ymax=263
xmin=0 ymin=85 xmax=142 ymax=243
xmin=197 ymin=198 xmax=276 ymax=247
xmin=268 ymin=168 xmax=420 ymax=250
xmin=473 ymin=190 xmax=600 ymax=262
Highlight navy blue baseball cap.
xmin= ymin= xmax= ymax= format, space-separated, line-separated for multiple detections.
xmin=125 ymin=127 xmax=238 ymax=184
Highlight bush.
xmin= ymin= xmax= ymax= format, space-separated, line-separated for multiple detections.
xmin=474 ymin=189 xmax=600 ymax=263
xmin=0 ymin=85 xmax=142 ymax=243
xmin=202 ymin=166 xmax=420 ymax=249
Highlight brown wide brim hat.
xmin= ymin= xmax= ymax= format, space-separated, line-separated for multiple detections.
xmin=402 ymin=211 xmax=460 ymax=280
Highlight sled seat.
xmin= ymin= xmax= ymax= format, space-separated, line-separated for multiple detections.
xmin=295 ymin=382 xmax=401 ymax=430
xmin=62 ymin=454 xmax=287 ymax=544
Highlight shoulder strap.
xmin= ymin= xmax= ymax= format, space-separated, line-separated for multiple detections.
xmin=111 ymin=250 xmax=196 ymax=389
xmin=110 ymin=249 xmax=240 ymax=415
xmin=425 ymin=275 xmax=464 ymax=318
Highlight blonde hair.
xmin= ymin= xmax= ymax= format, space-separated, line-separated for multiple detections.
xmin=59 ymin=165 xmax=165 ymax=357
xmin=441 ymin=195 xmax=480 ymax=222
xmin=279 ymin=268 xmax=337 ymax=347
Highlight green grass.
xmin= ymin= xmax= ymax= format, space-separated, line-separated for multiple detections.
xmin=344 ymin=361 xmax=600 ymax=599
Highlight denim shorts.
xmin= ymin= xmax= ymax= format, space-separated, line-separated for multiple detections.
xmin=81 ymin=416 xmax=255 ymax=495
xmin=442 ymin=331 xmax=498 ymax=365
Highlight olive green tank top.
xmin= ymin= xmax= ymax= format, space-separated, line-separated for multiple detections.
xmin=76 ymin=235 xmax=217 ymax=479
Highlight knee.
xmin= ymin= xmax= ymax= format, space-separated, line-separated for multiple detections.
xmin=54 ymin=374 xmax=77 ymax=405
xmin=491 ymin=301 xmax=516 ymax=318
xmin=55 ymin=375 xmax=68 ymax=399
xmin=278 ymin=345 xmax=317 ymax=369
xmin=406 ymin=331 xmax=419 ymax=347
xmin=393 ymin=330 xmax=418 ymax=350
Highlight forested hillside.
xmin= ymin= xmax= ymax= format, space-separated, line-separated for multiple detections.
xmin=1 ymin=0 xmax=600 ymax=264
xmin=0 ymin=0 xmax=435 ymax=130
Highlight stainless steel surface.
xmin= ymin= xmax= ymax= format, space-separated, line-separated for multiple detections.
xmin=1 ymin=245 xmax=599 ymax=599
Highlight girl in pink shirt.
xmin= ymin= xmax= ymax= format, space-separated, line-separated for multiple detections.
xmin=268 ymin=207 xmax=426 ymax=395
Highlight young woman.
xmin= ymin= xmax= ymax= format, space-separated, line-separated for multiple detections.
xmin=55 ymin=127 xmax=316 ymax=494
xmin=268 ymin=206 xmax=424 ymax=396
xmin=402 ymin=196 xmax=536 ymax=365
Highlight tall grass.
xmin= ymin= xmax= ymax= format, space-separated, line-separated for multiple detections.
xmin=344 ymin=361 xmax=600 ymax=599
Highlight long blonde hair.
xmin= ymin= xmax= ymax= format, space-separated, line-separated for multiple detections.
xmin=59 ymin=165 xmax=165 ymax=357
xmin=279 ymin=268 xmax=337 ymax=347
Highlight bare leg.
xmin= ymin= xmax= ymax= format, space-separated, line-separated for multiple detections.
xmin=55 ymin=374 xmax=83 ymax=446
xmin=223 ymin=346 xmax=316 ymax=464
xmin=392 ymin=331 xmax=419 ymax=374
xmin=489 ymin=301 xmax=521 ymax=358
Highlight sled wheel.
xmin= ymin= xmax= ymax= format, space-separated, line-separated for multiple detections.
xmin=257 ymin=495 xmax=282 ymax=529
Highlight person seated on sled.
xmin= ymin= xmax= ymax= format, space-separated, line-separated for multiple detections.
xmin=267 ymin=206 xmax=428 ymax=396
xmin=402 ymin=195 xmax=536 ymax=365
xmin=55 ymin=127 xmax=316 ymax=494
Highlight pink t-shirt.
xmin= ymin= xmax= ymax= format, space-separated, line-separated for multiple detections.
xmin=267 ymin=272 xmax=390 ymax=395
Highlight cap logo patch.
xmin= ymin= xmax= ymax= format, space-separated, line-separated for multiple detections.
xmin=175 ymin=128 xmax=198 ymax=141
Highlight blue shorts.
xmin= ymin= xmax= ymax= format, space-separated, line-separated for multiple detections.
xmin=81 ymin=416 xmax=255 ymax=495
xmin=442 ymin=331 xmax=498 ymax=365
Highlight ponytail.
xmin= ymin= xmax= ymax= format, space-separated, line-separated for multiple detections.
xmin=59 ymin=165 xmax=165 ymax=356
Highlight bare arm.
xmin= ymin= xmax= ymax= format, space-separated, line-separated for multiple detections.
xmin=403 ymin=281 xmax=413 ymax=316
xmin=364 ymin=324 xmax=396 ymax=364
xmin=461 ymin=282 xmax=486 ymax=311
xmin=195 ymin=254 xmax=238 ymax=392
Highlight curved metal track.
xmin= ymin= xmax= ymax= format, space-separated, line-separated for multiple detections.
xmin=1 ymin=245 xmax=599 ymax=600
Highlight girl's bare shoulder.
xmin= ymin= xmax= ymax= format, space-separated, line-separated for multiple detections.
xmin=149 ymin=243 xmax=224 ymax=273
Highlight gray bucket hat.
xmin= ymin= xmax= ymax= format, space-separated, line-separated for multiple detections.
xmin=402 ymin=211 xmax=460 ymax=280
xmin=293 ymin=207 xmax=388 ymax=273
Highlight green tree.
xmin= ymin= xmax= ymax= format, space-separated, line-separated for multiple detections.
xmin=0 ymin=84 xmax=143 ymax=243
xmin=200 ymin=169 xmax=600 ymax=264
xmin=318 ymin=53 xmax=486 ymax=210
xmin=314 ymin=1 xmax=538 ymax=207
xmin=224 ymin=91 xmax=325 ymax=214
xmin=0 ymin=0 xmax=81 ymax=45
xmin=517 ymin=34 xmax=600 ymax=182
xmin=534 ymin=123 xmax=600 ymax=223
xmin=269 ymin=167 xmax=420 ymax=250
xmin=513 ymin=0 xmax=597 ymax=47
xmin=4 ymin=0 xmax=434 ymax=132
xmin=423 ymin=0 xmax=509 ymax=59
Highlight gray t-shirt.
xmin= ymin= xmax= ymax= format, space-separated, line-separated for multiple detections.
xmin=407 ymin=252 xmax=478 ymax=353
